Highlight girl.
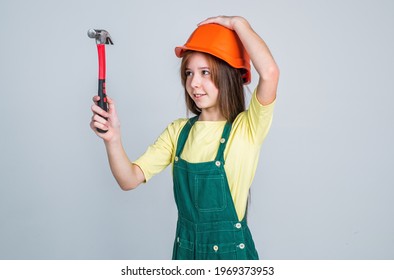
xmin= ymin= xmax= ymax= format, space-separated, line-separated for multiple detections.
xmin=90 ymin=16 xmax=279 ymax=260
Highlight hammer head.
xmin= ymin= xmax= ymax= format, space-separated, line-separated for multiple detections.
xmin=87 ymin=29 xmax=114 ymax=45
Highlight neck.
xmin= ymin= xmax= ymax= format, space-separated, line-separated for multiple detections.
xmin=198 ymin=109 xmax=226 ymax=121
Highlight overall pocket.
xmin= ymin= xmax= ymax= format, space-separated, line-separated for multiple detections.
xmin=173 ymin=237 xmax=194 ymax=260
xmin=194 ymin=174 xmax=227 ymax=212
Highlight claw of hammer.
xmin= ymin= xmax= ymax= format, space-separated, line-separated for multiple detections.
xmin=87 ymin=29 xmax=114 ymax=45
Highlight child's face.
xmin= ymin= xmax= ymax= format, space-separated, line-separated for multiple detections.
xmin=184 ymin=52 xmax=220 ymax=113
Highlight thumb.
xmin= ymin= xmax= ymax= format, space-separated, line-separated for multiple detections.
xmin=106 ymin=96 xmax=116 ymax=113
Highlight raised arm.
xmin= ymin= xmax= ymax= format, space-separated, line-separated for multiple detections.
xmin=90 ymin=96 xmax=145 ymax=190
xmin=198 ymin=16 xmax=279 ymax=105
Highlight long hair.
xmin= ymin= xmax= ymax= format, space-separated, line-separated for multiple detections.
xmin=180 ymin=51 xmax=246 ymax=123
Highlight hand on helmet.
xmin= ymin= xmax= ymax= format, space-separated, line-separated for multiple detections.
xmin=198 ymin=16 xmax=247 ymax=30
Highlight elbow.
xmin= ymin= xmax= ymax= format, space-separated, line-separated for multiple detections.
xmin=118 ymin=181 xmax=140 ymax=191
xmin=120 ymin=185 xmax=137 ymax=191
xmin=120 ymin=185 xmax=135 ymax=191
xmin=262 ymin=64 xmax=280 ymax=82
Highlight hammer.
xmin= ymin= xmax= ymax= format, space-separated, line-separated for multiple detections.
xmin=87 ymin=29 xmax=114 ymax=133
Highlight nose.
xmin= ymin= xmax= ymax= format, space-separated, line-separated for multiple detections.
xmin=190 ymin=73 xmax=201 ymax=88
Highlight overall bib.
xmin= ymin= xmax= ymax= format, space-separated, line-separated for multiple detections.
xmin=172 ymin=116 xmax=259 ymax=260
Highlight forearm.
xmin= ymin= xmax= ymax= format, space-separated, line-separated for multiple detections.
xmin=104 ymin=139 xmax=143 ymax=190
xmin=233 ymin=18 xmax=278 ymax=80
xmin=233 ymin=18 xmax=279 ymax=105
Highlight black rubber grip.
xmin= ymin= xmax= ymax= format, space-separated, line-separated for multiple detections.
xmin=97 ymin=79 xmax=108 ymax=133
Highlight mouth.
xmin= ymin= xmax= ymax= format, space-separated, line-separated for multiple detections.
xmin=193 ymin=93 xmax=207 ymax=99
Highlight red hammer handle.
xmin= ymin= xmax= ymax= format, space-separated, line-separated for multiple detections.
xmin=98 ymin=44 xmax=106 ymax=80
xmin=97 ymin=44 xmax=108 ymax=133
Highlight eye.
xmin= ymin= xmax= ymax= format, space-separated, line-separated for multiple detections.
xmin=185 ymin=70 xmax=193 ymax=77
xmin=202 ymin=69 xmax=211 ymax=75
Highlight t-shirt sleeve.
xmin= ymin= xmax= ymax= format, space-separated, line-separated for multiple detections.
xmin=132 ymin=119 xmax=186 ymax=182
xmin=244 ymin=88 xmax=276 ymax=145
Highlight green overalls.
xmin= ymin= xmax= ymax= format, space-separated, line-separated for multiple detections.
xmin=172 ymin=116 xmax=259 ymax=260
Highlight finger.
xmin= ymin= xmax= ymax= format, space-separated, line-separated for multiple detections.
xmin=198 ymin=16 xmax=234 ymax=29
xmin=91 ymin=104 xmax=110 ymax=118
xmin=197 ymin=17 xmax=216 ymax=26
xmin=92 ymin=120 xmax=109 ymax=131
xmin=106 ymin=96 xmax=116 ymax=112
xmin=92 ymin=95 xmax=100 ymax=106
xmin=106 ymin=96 xmax=114 ymax=104
xmin=90 ymin=121 xmax=103 ymax=134
xmin=92 ymin=113 xmax=108 ymax=125
xmin=198 ymin=15 xmax=225 ymax=25
xmin=90 ymin=121 xmax=96 ymax=131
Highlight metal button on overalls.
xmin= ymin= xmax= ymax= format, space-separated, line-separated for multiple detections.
xmin=172 ymin=116 xmax=259 ymax=260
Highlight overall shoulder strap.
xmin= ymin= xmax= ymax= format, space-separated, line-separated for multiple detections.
xmin=175 ymin=116 xmax=199 ymax=157
xmin=215 ymin=121 xmax=232 ymax=162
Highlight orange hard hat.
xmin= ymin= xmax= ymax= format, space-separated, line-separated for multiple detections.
xmin=175 ymin=23 xmax=251 ymax=84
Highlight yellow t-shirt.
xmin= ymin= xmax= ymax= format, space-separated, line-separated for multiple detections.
xmin=133 ymin=89 xmax=275 ymax=220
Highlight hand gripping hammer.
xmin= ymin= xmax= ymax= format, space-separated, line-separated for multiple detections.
xmin=87 ymin=29 xmax=113 ymax=133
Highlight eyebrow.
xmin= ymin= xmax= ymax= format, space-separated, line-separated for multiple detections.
xmin=185 ymin=67 xmax=210 ymax=70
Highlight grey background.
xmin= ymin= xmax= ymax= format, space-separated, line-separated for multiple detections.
xmin=1 ymin=0 xmax=393 ymax=259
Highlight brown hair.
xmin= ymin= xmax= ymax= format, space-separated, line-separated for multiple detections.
xmin=180 ymin=51 xmax=245 ymax=123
